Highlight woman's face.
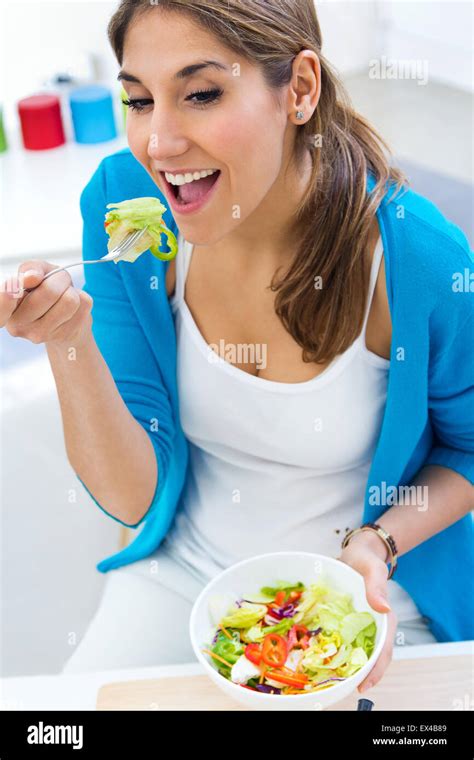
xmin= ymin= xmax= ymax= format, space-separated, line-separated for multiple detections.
xmin=120 ymin=9 xmax=298 ymax=246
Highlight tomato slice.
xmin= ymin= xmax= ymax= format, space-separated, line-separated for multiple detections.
xmin=274 ymin=590 xmax=286 ymax=606
xmin=261 ymin=633 xmax=288 ymax=668
xmin=244 ymin=643 xmax=262 ymax=665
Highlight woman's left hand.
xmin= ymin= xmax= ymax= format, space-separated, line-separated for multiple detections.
xmin=337 ymin=532 xmax=397 ymax=693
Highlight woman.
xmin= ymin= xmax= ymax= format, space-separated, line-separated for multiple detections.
xmin=2 ymin=0 xmax=472 ymax=690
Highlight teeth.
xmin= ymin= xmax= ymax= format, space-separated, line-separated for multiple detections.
xmin=165 ymin=169 xmax=218 ymax=186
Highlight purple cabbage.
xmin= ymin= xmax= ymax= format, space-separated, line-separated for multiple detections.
xmin=266 ymin=608 xmax=283 ymax=620
xmin=265 ymin=602 xmax=296 ymax=620
xmin=255 ymin=683 xmax=282 ymax=694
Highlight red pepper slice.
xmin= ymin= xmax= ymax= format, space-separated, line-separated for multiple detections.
xmin=244 ymin=643 xmax=262 ymax=665
xmin=104 ymin=221 xmax=111 ymax=228
xmin=261 ymin=633 xmax=288 ymax=668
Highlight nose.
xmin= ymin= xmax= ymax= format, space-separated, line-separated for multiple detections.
xmin=147 ymin=109 xmax=189 ymax=164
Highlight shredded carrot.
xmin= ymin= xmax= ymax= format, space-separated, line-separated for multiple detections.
xmin=278 ymin=666 xmax=309 ymax=681
xmin=284 ymin=688 xmax=308 ymax=695
xmin=202 ymin=648 xmax=233 ymax=668
xmin=219 ymin=624 xmax=233 ymax=641
xmin=259 ymin=664 xmax=267 ymax=684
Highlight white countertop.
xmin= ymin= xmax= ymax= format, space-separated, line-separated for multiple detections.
xmin=1 ymin=641 xmax=471 ymax=711
xmin=0 ymin=133 xmax=128 ymax=262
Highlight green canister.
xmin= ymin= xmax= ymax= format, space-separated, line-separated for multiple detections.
xmin=0 ymin=106 xmax=7 ymax=152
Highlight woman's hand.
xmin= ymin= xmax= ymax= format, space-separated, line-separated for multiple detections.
xmin=337 ymin=530 xmax=397 ymax=694
xmin=0 ymin=261 xmax=93 ymax=349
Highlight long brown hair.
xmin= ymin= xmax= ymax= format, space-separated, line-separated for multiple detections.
xmin=108 ymin=0 xmax=408 ymax=364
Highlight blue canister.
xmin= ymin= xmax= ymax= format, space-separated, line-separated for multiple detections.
xmin=69 ymin=85 xmax=117 ymax=144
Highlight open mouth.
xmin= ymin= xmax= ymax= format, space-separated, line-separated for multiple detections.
xmin=162 ymin=170 xmax=221 ymax=208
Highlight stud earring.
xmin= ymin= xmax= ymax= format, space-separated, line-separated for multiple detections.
xmin=296 ymin=110 xmax=305 ymax=120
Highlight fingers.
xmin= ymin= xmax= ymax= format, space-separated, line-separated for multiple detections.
xmin=16 ymin=286 xmax=81 ymax=343
xmin=339 ymin=543 xmax=395 ymax=694
xmin=17 ymin=260 xmax=61 ymax=278
xmin=1 ymin=260 xmax=92 ymax=347
xmin=358 ymin=609 xmax=398 ymax=693
xmin=45 ymin=289 xmax=93 ymax=347
xmin=8 ymin=264 xmax=73 ymax=328
xmin=1 ymin=261 xmax=71 ymax=328
xmin=15 ymin=260 xmax=60 ymax=297
xmin=0 ymin=275 xmax=23 ymax=327
xmin=362 ymin=556 xmax=392 ymax=613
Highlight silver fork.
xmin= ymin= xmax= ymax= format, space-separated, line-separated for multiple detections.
xmin=22 ymin=227 xmax=149 ymax=294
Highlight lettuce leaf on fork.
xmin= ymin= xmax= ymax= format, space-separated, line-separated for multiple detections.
xmin=104 ymin=197 xmax=178 ymax=263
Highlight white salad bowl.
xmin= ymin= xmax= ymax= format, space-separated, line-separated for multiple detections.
xmin=189 ymin=551 xmax=388 ymax=711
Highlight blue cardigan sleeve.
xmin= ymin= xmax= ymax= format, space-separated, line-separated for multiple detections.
xmin=76 ymin=159 xmax=175 ymax=528
xmin=425 ymin=242 xmax=474 ymax=485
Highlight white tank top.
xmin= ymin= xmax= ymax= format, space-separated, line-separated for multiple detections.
xmin=163 ymin=233 xmax=422 ymax=621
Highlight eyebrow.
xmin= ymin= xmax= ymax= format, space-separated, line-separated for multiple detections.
xmin=117 ymin=60 xmax=229 ymax=84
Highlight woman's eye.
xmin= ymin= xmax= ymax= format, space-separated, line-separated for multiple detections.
xmin=122 ymin=98 xmax=153 ymax=112
xmin=122 ymin=88 xmax=223 ymax=113
xmin=185 ymin=88 xmax=223 ymax=107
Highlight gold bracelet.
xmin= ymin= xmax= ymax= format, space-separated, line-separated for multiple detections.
xmin=341 ymin=522 xmax=398 ymax=579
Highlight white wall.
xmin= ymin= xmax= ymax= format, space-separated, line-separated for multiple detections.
xmin=318 ymin=1 xmax=379 ymax=76
xmin=1 ymin=0 xmax=119 ymax=130
xmin=379 ymin=0 xmax=473 ymax=92
xmin=2 ymin=0 xmax=471 ymax=133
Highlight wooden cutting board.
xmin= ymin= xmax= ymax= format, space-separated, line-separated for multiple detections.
xmin=96 ymin=654 xmax=472 ymax=710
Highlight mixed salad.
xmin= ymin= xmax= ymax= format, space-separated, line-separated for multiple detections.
xmin=203 ymin=580 xmax=376 ymax=695
xmin=104 ymin=197 xmax=178 ymax=263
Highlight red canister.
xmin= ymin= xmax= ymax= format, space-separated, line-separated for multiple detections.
xmin=18 ymin=94 xmax=65 ymax=150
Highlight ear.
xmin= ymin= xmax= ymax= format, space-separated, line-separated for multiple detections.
xmin=287 ymin=49 xmax=321 ymax=123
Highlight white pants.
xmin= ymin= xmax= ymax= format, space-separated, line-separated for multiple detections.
xmin=61 ymin=543 xmax=437 ymax=674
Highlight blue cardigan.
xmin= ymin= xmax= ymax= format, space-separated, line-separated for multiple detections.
xmin=78 ymin=148 xmax=474 ymax=643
